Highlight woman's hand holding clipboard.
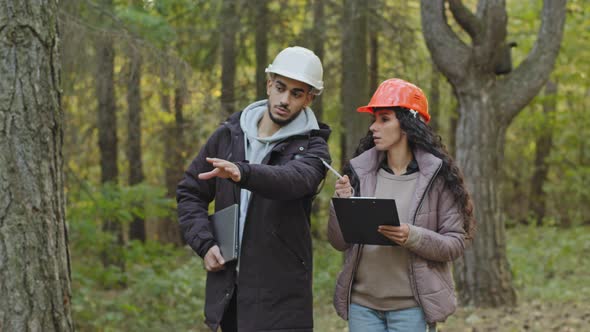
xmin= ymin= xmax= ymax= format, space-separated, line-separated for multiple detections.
xmin=377 ymin=223 xmax=410 ymax=245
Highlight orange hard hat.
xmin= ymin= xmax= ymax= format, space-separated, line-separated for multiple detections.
xmin=357 ymin=78 xmax=430 ymax=123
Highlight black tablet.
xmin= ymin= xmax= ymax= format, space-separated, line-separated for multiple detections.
xmin=210 ymin=204 xmax=240 ymax=262
xmin=332 ymin=197 xmax=400 ymax=246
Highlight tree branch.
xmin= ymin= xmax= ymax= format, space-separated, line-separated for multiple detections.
xmin=476 ymin=0 xmax=508 ymax=71
xmin=448 ymin=0 xmax=483 ymax=42
xmin=420 ymin=0 xmax=471 ymax=84
xmin=495 ymin=0 xmax=566 ymax=125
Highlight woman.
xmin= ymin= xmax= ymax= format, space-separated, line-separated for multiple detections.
xmin=327 ymin=78 xmax=475 ymax=332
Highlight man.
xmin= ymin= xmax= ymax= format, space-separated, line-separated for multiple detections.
xmin=177 ymin=46 xmax=331 ymax=332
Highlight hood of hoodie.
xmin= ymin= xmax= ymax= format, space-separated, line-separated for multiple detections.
xmin=240 ymin=99 xmax=320 ymax=164
xmin=240 ymin=99 xmax=320 ymax=145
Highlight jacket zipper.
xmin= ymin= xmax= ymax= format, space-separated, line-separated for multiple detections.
xmin=346 ymin=244 xmax=363 ymax=318
xmin=345 ymin=167 xmax=362 ymax=318
xmin=271 ymin=230 xmax=308 ymax=270
xmin=409 ymin=162 xmax=442 ymax=307
xmin=239 ymin=136 xmax=309 ymax=270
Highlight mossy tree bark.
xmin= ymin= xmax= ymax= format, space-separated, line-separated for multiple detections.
xmin=0 ymin=0 xmax=73 ymax=330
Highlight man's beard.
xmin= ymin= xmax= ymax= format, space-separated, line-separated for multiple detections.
xmin=268 ymin=106 xmax=302 ymax=126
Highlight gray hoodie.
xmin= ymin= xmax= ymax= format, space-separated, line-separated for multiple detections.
xmin=237 ymin=100 xmax=319 ymax=261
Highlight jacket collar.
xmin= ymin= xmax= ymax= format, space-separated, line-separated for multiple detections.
xmin=349 ymin=147 xmax=443 ymax=220
xmin=350 ymin=147 xmax=442 ymax=180
xmin=380 ymin=156 xmax=419 ymax=175
xmin=223 ymin=111 xmax=243 ymax=135
xmin=224 ymin=111 xmax=331 ymax=142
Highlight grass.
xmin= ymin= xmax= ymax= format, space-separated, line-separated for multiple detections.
xmin=440 ymin=225 xmax=590 ymax=331
xmin=71 ymin=225 xmax=590 ymax=331
xmin=507 ymin=224 xmax=590 ymax=302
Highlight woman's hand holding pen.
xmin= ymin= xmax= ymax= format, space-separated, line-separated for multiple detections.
xmin=335 ymin=175 xmax=353 ymax=198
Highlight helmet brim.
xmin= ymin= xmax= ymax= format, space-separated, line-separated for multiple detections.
xmin=266 ymin=67 xmax=324 ymax=94
xmin=356 ymin=104 xmax=431 ymax=123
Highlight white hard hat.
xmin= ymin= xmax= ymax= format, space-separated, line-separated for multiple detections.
xmin=265 ymin=46 xmax=324 ymax=95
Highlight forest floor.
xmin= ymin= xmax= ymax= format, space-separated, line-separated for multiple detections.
xmin=71 ymin=225 xmax=590 ymax=331
xmin=439 ymin=300 xmax=590 ymax=332
xmin=316 ymin=299 xmax=590 ymax=331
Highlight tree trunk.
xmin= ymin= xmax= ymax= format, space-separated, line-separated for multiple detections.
xmin=255 ymin=0 xmax=268 ymax=101
xmin=421 ymin=0 xmax=566 ymax=307
xmin=529 ymin=80 xmax=556 ymax=226
xmin=0 ymin=0 xmax=73 ymax=329
xmin=305 ymin=0 xmax=326 ymax=225
xmin=452 ymin=83 xmax=517 ymax=306
xmin=158 ymin=66 xmax=184 ymax=246
xmin=561 ymin=90 xmax=579 ymax=227
xmin=369 ymin=17 xmax=378 ymax=94
xmin=126 ymin=47 xmax=145 ymax=242
xmin=580 ymin=88 xmax=590 ymax=225
xmin=220 ymin=0 xmax=239 ymax=119
xmin=449 ymin=105 xmax=458 ymax=158
xmin=312 ymin=0 xmax=325 ymax=121
xmin=341 ymin=0 xmax=369 ymax=166
xmin=95 ymin=0 xmax=124 ymax=270
xmin=96 ymin=2 xmax=118 ymax=186
xmin=173 ymin=69 xmax=186 ymax=170
xmin=429 ymin=62 xmax=441 ymax=132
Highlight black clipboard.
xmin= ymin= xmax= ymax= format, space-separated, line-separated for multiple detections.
xmin=332 ymin=197 xmax=400 ymax=246
xmin=209 ymin=204 xmax=239 ymax=262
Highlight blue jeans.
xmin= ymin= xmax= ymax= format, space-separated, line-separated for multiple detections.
xmin=349 ymin=303 xmax=433 ymax=332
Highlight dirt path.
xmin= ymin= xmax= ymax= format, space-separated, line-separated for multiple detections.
xmin=440 ymin=300 xmax=589 ymax=331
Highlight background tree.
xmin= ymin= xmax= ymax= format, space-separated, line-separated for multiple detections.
xmin=255 ymin=0 xmax=269 ymax=101
xmin=94 ymin=0 xmax=125 ymax=271
xmin=429 ymin=63 xmax=441 ymax=132
xmin=0 ymin=0 xmax=73 ymax=329
xmin=368 ymin=0 xmax=380 ymax=94
xmin=126 ymin=44 xmax=146 ymax=242
xmin=220 ymin=0 xmax=239 ymax=118
xmin=420 ymin=0 xmax=566 ymax=306
xmin=160 ymin=64 xmax=188 ymax=245
xmin=341 ymin=0 xmax=370 ymax=165
xmin=529 ymin=80 xmax=557 ymax=226
xmin=159 ymin=61 xmax=184 ymax=245
xmin=311 ymin=0 xmax=326 ymax=121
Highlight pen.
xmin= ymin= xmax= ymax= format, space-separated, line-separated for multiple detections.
xmin=318 ymin=157 xmax=343 ymax=179
xmin=318 ymin=157 xmax=356 ymax=197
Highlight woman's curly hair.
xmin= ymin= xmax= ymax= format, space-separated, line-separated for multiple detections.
xmin=342 ymin=107 xmax=476 ymax=240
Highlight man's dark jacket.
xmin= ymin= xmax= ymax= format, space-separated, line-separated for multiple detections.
xmin=177 ymin=111 xmax=331 ymax=331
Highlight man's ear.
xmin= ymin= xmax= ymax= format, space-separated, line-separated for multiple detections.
xmin=266 ymin=79 xmax=273 ymax=95
xmin=305 ymin=93 xmax=315 ymax=108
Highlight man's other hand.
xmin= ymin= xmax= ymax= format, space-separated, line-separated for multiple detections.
xmin=204 ymin=245 xmax=226 ymax=272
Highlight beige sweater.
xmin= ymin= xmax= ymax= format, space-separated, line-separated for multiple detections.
xmin=351 ymin=169 xmax=419 ymax=310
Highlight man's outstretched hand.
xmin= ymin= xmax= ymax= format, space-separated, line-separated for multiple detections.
xmin=198 ymin=157 xmax=241 ymax=182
